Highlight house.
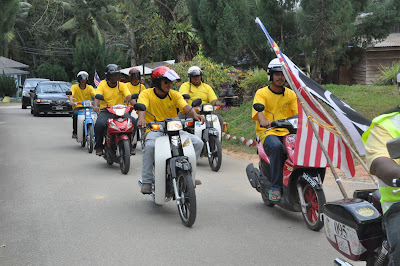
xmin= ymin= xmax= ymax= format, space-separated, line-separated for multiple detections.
xmin=350 ymin=33 xmax=400 ymax=85
xmin=0 ymin=56 xmax=29 ymax=96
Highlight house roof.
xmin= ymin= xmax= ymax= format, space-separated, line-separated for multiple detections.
xmin=374 ymin=33 xmax=400 ymax=48
xmin=0 ymin=56 xmax=29 ymax=75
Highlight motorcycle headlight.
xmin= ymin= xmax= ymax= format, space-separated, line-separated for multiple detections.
xmin=127 ymin=119 xmax=133 ymax=129
xmin=202 ymin=104 xmax=214 ymax=112
xmin=108 ymin=121 xmax=119 ymax=130
xmin=82 ymin=101 xmax=91 ymax=108
xmin=167 ymin=120 xmax=183 ymax=131
xmin=114 ymin=108 xmax=126 ymax=117
xmin=288 ymin=118 xmax=298 ymax=129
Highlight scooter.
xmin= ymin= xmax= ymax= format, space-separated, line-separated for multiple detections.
xmin=246 ymin=103 xmax=327 ymax=231
xmin=128 ymin=94 xmax=144 ymax=151
xmin=66 ymin=91 xmax=97 ymax=153
xmin=95 ymin=94 xmax=137 ymax=175
xmin=322 ymin=137 xmax=400 ymax=265
xmin=137 ymin=98 xmax=202 ymax=227
xmin=183 ymin=95 xmax=223 ymax=172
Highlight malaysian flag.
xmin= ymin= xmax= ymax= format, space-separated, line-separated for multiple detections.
xmin=255 ymin=17 xmax=355 ymax=177
xmin=94 ymin=71 xmax=101 ymax=87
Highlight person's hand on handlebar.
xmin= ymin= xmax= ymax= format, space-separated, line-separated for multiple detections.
xmin=137 ymin=118 xmax=147 ymax=128
xmin=194 ymin=113 xmax=205 ymax=124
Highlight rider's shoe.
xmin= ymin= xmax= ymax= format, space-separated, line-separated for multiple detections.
xmin=141 ymin=183 xmax=152 ymax=194
xmin=130 ymin=147 xmax=136 ymax=155
xmin=95 ymin=149 xmax=103 ymax=156
xmin=195 ymin=179 xmax=202 ymax=186
xmin=72 ymin=133 xmax=77 ymax=139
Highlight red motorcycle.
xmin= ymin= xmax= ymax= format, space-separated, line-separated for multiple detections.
xmin=95 ymin=94 xmax=136 ymax=174
xmin=246 ymin=103 xmax=327 ymax=231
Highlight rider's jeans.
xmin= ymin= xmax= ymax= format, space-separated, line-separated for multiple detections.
xmin=383 ymin=201 xmax=400 ymax=265
xmin=263 ymin=135 xmax=285 ymax=191
xmin=141 ymin=130 xmax=203 ymax=184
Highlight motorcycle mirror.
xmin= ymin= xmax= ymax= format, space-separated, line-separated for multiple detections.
xmin=30 ymin=89 xmax=34 ymax=93
xmin=95 ymin=94 xmax=105 ymax=101
xmin=387 ymin=136 xmax=400 ymax=159
xmin=131 ymin=93 xmax=139 ymax=100
xmin=192 ymin=98 xmax=202 ymax=107
xmin=65 ymin=91 xmax=72 ymax=96
xmin=134 ymin=103 xmax=146 ymax=111
xmin=182 ymin=94 xmax=191 ymax=100
xmin=253 ymin=103 xmax=265 ymax=112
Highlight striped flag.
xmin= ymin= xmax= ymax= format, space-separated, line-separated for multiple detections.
xmin=94 ymin=71 xmax=101 ymax=87
xmin=255 ymin=17 xmax=355 ymax=177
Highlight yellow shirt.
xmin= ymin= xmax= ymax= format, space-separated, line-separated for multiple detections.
xmin=365 ymin=124 xmax=400 ymax=172
xmin=70 ymin=84 xmax=96 ymax=109
xmin=179 ymin=81 xmax=217 ymax=105
xmin=138 ymin=88 xmax=188 ymax=125
xmin=126 ymin=82 xmax=146 ymax=95
xmin=96 ymin=81 xmax=131 ymax=109
xmin=252 ymin=86 xmax=298 ymax=143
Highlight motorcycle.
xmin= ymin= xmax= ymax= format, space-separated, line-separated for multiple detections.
xmin=66 ymin=92 xmax=97 ymax=153
xmin=322 ymin=137 xmax=400 ymax=265
xmin=95 ymin=94 xmax=138 ymax=174
xmin=137 ymin=98 xmax=202 ymax=227
xmin=182 ymin=94 xmax=223 ymax=172
xmin=246 ymin=103 xmax=327 ymax=231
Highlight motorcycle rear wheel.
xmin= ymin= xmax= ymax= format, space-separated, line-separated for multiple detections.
xmin=176 ymin=170 xmax=196 ymax=227
xmin=119 ymin=139 xmax=130 ymax=174
xmin=301 ymin=183 xmax=325 ymax=231
xmin=207 ymin=135 xmax=222 ymax=172
xmin=87 ymin=124 xmax=94 ymax=153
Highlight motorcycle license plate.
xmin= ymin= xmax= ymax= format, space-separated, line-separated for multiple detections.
xmin=53 ymin=105 xmax=65 ymax=110
xmin=324 ymin=215 xmax=365 ymax=256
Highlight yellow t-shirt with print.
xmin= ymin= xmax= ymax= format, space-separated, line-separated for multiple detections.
xmin=252 ymin=86 xmax=298 ymax=143
xmin=96 ymin=81 xmax=131 ymax=109
xmin=126 ymin=82 xmax=146 ymax=95
xmin=70 ymin=84 xmax=96 ymax=109
xmin=138 ymin=88 xmax=188 ymax=134
xmin=179 ymin=81 xmax=217 ymax=106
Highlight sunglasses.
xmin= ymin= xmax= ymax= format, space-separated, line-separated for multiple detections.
xmin=162 ymin=79 xmax=173 ymax=84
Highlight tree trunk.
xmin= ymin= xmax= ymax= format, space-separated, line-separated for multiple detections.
xmin=130 ymin=25 xmax=137 ymax=66
xmin=174 ymin=33 xmax=186 ymax=62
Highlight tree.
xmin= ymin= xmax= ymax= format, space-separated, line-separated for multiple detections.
xmin=298 ymin=0 xmax=355 ymax=82
xmin=36 ymin=62 xmax=69 ymax=81
xmin=0 ymin=0 xmax=19 ymax=56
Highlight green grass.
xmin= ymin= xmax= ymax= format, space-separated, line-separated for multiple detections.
xmin=220 ymin=84 xmax=398 ymax=153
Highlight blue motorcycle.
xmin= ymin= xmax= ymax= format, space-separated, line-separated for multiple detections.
xmin=76 ymin=100 xmax=97 ymax=153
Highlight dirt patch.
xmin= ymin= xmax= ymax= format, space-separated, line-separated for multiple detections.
xmin=223 ymin=148 xmax=259 ymax=163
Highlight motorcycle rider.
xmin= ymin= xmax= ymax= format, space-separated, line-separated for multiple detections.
xmin=93 ymin=64 xmax=137 ymax=156
xmin=68 ymin=71 xmax=96 ymax=139
xmin=363 ymin=102 xmax=400 ymax=265
xmin=179 ymin=66 xmax=224 ymax=129
xmin=137 ymin=66 xmax=205 ymax=194
xmin=252 ymin=58 xmax=298 ymax=201
xmin=126 ymin=68 xmax=146 ymax=96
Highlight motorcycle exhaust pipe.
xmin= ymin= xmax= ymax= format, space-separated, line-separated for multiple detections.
xmin=375 ymin=240 xmax=389 ymax=266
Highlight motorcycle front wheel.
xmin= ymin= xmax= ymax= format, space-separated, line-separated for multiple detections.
xmin=86 ymin=124 xmax=94 ymax=153
xmin=119 ymin=139 xmax=130 ymax=174
xmin=207 ymin=135 xmax=222 ymax=172
xmin=301 ymin=183 xmax=325 ymax=231
xmin=176 ymin=170 xmax=196 ymax=227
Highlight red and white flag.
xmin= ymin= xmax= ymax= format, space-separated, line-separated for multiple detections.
xmin=255 ymin=17 xmax=355 ymax=177
xmin=94 ymin=71 xmax=101 ymax=87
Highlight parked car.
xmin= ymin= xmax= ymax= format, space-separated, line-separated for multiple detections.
xmin=30 ymin=81 xmax=72 ymax=116
xmin=20 ymin=78 xmax=49 ymax=109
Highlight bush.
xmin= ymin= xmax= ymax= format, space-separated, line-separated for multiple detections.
xmin=0 ymin=74 xmax=17 ymax=97
xmin=374 ymin=61 xmax=400 ymax=85
xmin=36 ymin=63 xmax=69 ymax=81
xmin=240 ymin=68 xmax=270 ymax=96
xmin=168 ymin=53 xmax=241 ymax=96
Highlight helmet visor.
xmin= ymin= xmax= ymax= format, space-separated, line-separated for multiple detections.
xmin=78 ymin=74 xmax=89 ymax=80
xmin=189 ymin=69 xmax=202 ymax=76
xmin=163 ymin=69 xmax=180 ymax=81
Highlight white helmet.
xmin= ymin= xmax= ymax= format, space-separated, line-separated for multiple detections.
xmin=267 ymin=58 xmax=282 ymax=81
xmin=77 ymin=71 xmax=89 ymax=81
xmin=188 ymin=66 xmax=202 ymax=78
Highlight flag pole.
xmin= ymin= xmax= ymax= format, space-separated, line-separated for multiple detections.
xmin=300 ymin=84 xmax=378 ymax=186
xmin=281 ymin=67 xmax=349 ymax=199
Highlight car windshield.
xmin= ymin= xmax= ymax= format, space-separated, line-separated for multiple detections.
xmin=24 ymin=79 xmax=47 ymax=88
xmin=37 ymin=83 xmax=70 ymax=94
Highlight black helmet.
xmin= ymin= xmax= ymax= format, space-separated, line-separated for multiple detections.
xmin=105 ymin=64 xmax=120 ymax=75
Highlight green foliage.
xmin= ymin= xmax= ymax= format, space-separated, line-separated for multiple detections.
xmin=374 ymin=61 xmax=400 ymax=86
xmin=0 ymin=0 xmax=18 ymax=55
xmin=240 ymin=68 xmax=270 ymax=96
xmin=36 ymin=63 xmax=69 ymax=81
xmin=0 ymin=74 xmax=17 ymax=97
xmin=73 ymin=38 xmax=124 ymax=83
xmin=169 ymin=53 xmax=240 ymax=96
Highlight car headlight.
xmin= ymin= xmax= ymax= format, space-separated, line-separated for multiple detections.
xmin=167 ymin=120 xmax=182 ymax=131
xmin=202 ymin=104 xmax=214 ymax=112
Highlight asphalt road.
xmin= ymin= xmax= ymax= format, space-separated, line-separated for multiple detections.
xmin=0 ymin=104 xmax=365 ymax=265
